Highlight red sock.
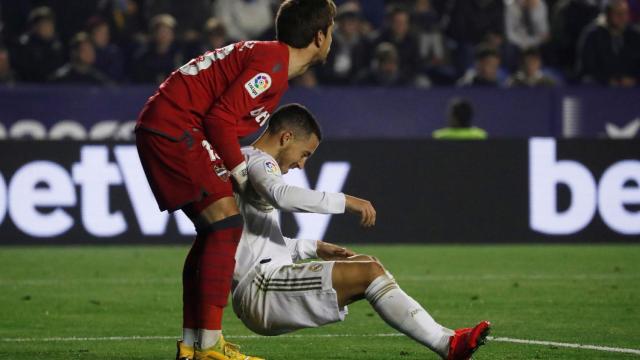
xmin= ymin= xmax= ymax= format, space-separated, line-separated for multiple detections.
xmin=182 ymin=239 xmax=200 ymax=329
xmin=197 ymin=224 xmax=242 ymax=330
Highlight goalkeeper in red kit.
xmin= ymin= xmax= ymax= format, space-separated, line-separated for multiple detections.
xmin=135 ymin=1 xmax=336 ymax=359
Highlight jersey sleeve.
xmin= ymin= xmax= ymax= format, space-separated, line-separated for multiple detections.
xmin=283 ymin=237 xmax=318 ymax=262
xmin=246 ymin=153 xmax=346 ymax=214
xmin=203 ymin=66 xmax=281 ymax=171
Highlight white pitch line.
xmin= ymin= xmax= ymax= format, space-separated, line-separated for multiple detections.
xmin=489 ymin=336 xmax=640 ymax=355
xmin=2 ymin=334 xmax=639 ymax=356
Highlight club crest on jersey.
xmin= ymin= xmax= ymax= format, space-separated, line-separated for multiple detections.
xmin=309 ymin=263 xmax=324 ymax=272
xmin=264 ymin=161 xmax=281 ymax=176
xmin=245 ymin=73 xmax=272 ymax=99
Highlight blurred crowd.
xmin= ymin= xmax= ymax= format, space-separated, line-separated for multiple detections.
xmin=0 ymin=0 xmax=639 ymax=88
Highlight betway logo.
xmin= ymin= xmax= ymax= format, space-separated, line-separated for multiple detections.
xmin=529 ymin=138 xmax=640 ymax=235
xmin=0 ymin=145 xmax=349 ymax=239
xmin=0 ymin=146 xmax=194 ymax=237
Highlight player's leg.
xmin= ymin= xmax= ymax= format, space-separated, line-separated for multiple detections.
xmin=178 ymin=237 xmax=200 ymax=358
xmin=136 ymin=131 xmax=260 ymax=360
xmin=182 ymin=196 xmax=264 ymax=360
xmin=332 ymin=259 xmax=453 ymax=358
xmin=185 ymin=196 xmax=241 ymax=349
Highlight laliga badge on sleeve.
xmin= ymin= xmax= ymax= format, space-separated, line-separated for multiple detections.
xmin=245 ymin=73 xmax=272 ymax=99
xmin=264 ymin=160 xmax=281 ymax=176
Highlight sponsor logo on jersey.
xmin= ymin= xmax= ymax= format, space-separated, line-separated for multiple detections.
xmin=245 ymin=73 xmax=272 ymax=99
xmin=264 ymin=160 xmax=281 ymax=176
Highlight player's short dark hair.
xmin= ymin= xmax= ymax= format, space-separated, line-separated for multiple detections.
xmin=276 ymin=0 xmax=337 ymax=49
xmin=448 ymin=98 xmax=474 ymax=128
xmin=267 ymin=103 xmax=323 ymax=141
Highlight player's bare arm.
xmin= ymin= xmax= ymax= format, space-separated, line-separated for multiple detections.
xmin=345 ymin=195 xmax=376 ymax=227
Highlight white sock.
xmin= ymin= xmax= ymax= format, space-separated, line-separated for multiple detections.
xmin=198 ymin=329 xmax=222 ymax=350
xmin=365 ymin=274 xmax=453 ymax=358
xmin=182 ymin=328 xmax=196 ymax=347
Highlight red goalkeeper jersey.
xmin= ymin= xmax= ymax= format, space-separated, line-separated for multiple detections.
xmin=136 ymin=40 xmax=289 ymax=171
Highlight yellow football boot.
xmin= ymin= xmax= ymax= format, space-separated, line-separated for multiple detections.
xmin=194 ymin=335 xmax=264 ymax=360
xmin=176 ymin=340 xmax=195 ymax=360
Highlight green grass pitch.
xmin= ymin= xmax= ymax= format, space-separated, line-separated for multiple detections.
xmin=0 ymin=244 xmax=639 ymax=359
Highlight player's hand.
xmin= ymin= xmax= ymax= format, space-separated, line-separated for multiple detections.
xmin=316 ymin=241 xmax=356 ymax=260
xmin=345 ymin=195 xmax=376 ymax=227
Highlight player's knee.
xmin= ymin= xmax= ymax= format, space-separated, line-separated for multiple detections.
xmin=366 ymin=261 xmax=385 ymax=282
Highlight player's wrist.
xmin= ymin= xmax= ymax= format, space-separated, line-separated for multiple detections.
xmin=231 ymin=162 xmax=248 ymax=192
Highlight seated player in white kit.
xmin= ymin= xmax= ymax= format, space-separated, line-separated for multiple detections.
xmin=231 ymin=104 xmax=490 ymax=360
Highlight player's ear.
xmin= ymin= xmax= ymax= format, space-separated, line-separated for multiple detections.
xmin=314 ymin=30 xmax=324 ymax=49
xmin=281 ymin=131 xmax=294 ymax=146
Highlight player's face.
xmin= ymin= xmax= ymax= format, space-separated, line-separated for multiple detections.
xmin=277 ymin=133 xmax=320 ymax=174
xmin=316 ymin=23 xmax=334 ymax=64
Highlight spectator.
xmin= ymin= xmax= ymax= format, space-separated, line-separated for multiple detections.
xmin=49 ymin=32 xmax=112 ymax=85
xmin=336 ymin=0 xmax=386 ymax=28
xmin=213 ymin=0 xmax=274 ymax=41
xmin=357 ymin=42 xmax=411 ymax=86
xmin=131 ymin=14 xmax=183 ymax=84
xmin=445 ymin=0 xmax=505 ymax=76
xmin=371 ymin=6 xmax=421 ymax=81
xmin=413 ymin=0 xmax=445 ymax=66
xmin=202 ymin=18 xmax=230 ymax=51
xmin=506 ymin=47 xmax=557 ymax=87
xmin=184 ymin=17 xmax=231 ymax=60
xmin=432 ymin=98 xmax=488 ymax=140
xmin=549 ymin=0 xmax=600 ymax=73
xmin=317 ymin=3 xmax=370 ymax=85
xmin=144 ymin=0 xmax=210 ymax=42
xmin=87 ymin=17 xmax=125 ymax=82
xmin=412 ymin=0 xmax=455 ymax=85
xmin=35 ymin=1 xmax=101 ymax=44
xmin=505 ymin=0 xmax=550 ymax=51
xmin=576 ymin=0 xmax=640 ymax=86
xmin=97 ymin=0 xmax=146 ymax=46
xmin=457 ymin=44 xmax=502 ymax=87
xmin=0 ymin=46 xmax=18 ymax=85
xmin=13 ymin=7 xmax=65 ymax=82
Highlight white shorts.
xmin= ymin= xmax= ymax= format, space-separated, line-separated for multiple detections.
xmin=232 ymin=261 xmax=348 ymax=336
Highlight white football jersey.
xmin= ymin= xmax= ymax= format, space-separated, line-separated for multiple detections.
xmin=233 ymin=146 xmax=346 ymax=286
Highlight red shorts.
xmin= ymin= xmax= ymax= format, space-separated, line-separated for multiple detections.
xmin=135 ymin=128 xmax=233 ymax=212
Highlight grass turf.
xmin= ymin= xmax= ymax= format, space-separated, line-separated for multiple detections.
xmin=0 ymin=245 xmax=638 ymax=359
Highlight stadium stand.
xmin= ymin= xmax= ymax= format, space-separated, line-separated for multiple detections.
xmin=0 ymin=0 xmax=638 ymax=87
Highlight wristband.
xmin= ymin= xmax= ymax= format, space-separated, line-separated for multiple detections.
xmin=231 ymin=162 xmax=248 ymax=192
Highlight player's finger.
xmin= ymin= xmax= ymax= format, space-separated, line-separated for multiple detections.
xmin=362 ymin=209 xmax=374 ymax=227
xmin=367 ymin=206 xmax=376 ymax=227
xmin=362 ymin=213 xmax=371 ymax=227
